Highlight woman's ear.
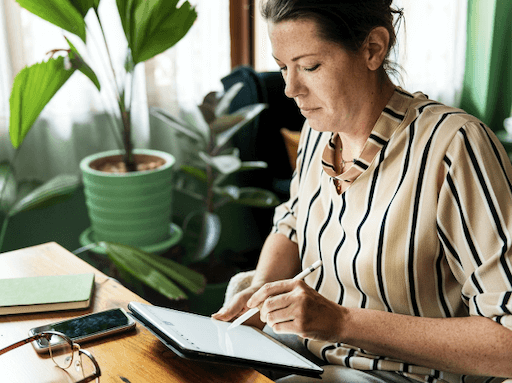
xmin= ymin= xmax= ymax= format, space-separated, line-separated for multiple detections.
xmin=364 ymin=26 xmax=390 ymax=71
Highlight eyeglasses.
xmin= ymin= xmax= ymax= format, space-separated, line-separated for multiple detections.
xmin=0 ymin=330 xmax=101 ymax=383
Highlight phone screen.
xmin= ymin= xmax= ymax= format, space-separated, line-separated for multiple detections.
xmin=33 ymin=308 xmax=131 ymax=347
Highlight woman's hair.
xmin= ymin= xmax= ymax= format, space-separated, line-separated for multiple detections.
xmin=260 ymin=0 xmax=403 ymax=77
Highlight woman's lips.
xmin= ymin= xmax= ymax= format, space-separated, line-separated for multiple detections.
xmin=300 ymin=107 xmax=320 ymax=116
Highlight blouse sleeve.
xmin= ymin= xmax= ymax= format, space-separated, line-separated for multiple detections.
xmin=437 ymin=120 xmax=512 ymax=331
xmin=271 ymin=122 xmax=310 ymax=243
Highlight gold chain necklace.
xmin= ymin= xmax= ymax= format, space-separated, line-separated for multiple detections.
xmin=340 ymin=147 xmax=355 ymax=168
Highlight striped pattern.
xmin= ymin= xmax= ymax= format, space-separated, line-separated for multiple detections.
xmin=272 ymin=88 xmax=512 ymax=383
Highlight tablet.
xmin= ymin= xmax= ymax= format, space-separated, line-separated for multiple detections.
xmin=128 ymin=302 xmax=323 ymax=377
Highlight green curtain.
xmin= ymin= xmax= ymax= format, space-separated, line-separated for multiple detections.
xmin=460 ymin=0 xmax=512 ymax=133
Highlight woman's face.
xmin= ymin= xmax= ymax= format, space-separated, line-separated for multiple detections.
xmin=269 ymin=18 xmax=372 ymax=133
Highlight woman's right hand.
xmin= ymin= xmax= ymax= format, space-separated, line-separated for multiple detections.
xmin=212 ymin=285 xmax=266 ymax=330
xmin=213 ymin=232 xmax=301 ymax=330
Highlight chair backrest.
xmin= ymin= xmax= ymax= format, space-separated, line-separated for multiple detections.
xmin=221 ymin=66 xmax=305 ymax=198
xmin=280 ymin=128 xmax=301 ymax=172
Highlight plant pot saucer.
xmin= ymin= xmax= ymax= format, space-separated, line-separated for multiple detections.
xmin=79 ymin=223 xmax=183 ymax=255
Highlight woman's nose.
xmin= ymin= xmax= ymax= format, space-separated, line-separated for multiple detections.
xmin=284 ymin=71 xmax=305 ymax=99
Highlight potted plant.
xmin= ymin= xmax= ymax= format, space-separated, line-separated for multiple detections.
xmin=151 ymin=83 xmax=281 ymax=314
xmin=9 ymin=0 xmax=197 ymax=252
xmin=0 ymin=158 xmax=204 ymax=300
xmin=6 ymin=0 xmax=206 ymax=301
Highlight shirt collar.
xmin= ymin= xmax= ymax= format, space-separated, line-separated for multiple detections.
xmin=322 ymin=87 xmax=419 ymax=182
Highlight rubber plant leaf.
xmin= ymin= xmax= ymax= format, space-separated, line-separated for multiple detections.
xmin=117 ymin=0 xmax=197 ymax=65
xmin=8 ymin=175 xmax=81 ymax=217
xmin=210 ymin=114 xmax=246 ymax=134
xmin=237 ymin=161 xmax=268 ymax=172
xmin=173 ymin=171 xmax=206 ymax=203
xmin=214 ymin=82 xmax=244 ymax=118
xmin=9 ymin=56 xmax=75 ymax=149
xmin=15 ymin=0 xmax=88 ymax=42
xmin=180 ymin=104 xmax=211 ymax=147
xmin=199 ymin=152 xmax=242 ymax=175
xmin=66 ymin=37 xmax=101 ymax=91
xmin=234 ymin=187 xmax=281 ymax=207
xmin=214 ymin=104 xmax=267 ymax=151
xmin=212 ymin=185 xmax=240 ymax=200
xmin=180 ymin=165 xmax=207 ymax=182
xmin=182 ymin=211 xmax=222 ymax=263
xmin=102 ymin=242 xmax=188 ymax=300
xmin=213 ymin=186 xmax=280 ymax=208
xmin=0 ymin=162 xmax=17 ymax=215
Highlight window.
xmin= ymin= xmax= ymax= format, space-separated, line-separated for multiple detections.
xmin=0 ymin=0 xmax=231 ymax=179
xmin=251 ymin=0 xmax=468 ymax=107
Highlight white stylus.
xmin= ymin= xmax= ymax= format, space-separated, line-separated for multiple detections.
xmin=227 ymin=260 xmax=323 ymax=330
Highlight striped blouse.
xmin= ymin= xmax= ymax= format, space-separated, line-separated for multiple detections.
xmin=272 ymin=88 xmax=512 ymax=383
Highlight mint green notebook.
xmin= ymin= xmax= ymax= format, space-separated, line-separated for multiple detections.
xmin=0 ymin=273 xmax=95 ymax=315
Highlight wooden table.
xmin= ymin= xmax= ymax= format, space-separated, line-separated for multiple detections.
xmin=0 ymin=242 xmax=274 ymax=383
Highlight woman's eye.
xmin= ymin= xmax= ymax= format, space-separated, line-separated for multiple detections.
xmin=304 ymin=64 xmax=320 ymax=72
xmin=279 ymin=66 xmax=287 ymax=72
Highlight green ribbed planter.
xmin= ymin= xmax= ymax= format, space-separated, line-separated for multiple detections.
xmin=80 ymin=149 xmax=176 ymax=250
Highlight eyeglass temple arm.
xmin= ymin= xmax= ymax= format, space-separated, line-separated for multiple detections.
xmin=0 ymin=333 xmax=46 ymax=355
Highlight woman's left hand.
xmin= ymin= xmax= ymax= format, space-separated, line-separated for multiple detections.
xmin=247 ymin=279 xmax=346 ymax=343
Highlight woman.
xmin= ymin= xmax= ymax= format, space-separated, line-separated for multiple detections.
xmin=213 ymin=1 xmax=512 ymax=382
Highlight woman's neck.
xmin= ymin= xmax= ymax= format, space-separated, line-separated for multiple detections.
xmin=338 ymin=77 xmax=396 ymax=158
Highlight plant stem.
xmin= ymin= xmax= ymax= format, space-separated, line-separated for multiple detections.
xmin=94 ymin=9 xmax=135 ymax=171
xmin=84 ymin=21 xmax=124 ymax=149
xmin=206 ymin=129 xmax=216 ymax=213
xmin=206 ymin=164 xmax=214 ymax=213
xmin=124 ymin=68 xmax=137 ymax=171
xmin=120 ymin=100 xmax=135 ymax=171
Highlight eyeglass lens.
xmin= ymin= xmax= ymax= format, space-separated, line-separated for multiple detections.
xmin=46 ymin=333 xmax=74 ymax=369
xmin=78 ymin=351 xmax=99 ymax=382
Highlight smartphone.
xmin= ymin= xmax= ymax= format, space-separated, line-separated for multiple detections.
xmin=29 ymin=308 xmax=136 ymax=353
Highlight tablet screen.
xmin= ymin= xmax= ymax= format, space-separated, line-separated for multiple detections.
xmin=129 ymin=302 xmax=322 ymax=374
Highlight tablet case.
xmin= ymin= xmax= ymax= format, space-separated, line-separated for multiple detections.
xmin=128 ymin=301 xmax=323 ymax=378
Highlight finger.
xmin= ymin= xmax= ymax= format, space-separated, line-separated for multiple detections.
xmin=265 ymin=307 xmax=294 ymax=328
xmin=271 ymin=319 xmax=297 ymax=335
xmin=260 ymin=293 xmax=294 ymax=325
xmin=212 ymin=306 xmax=237 ymax=321
xmin=260 ymin=292 xmax=289 ymax=317
xmin=212 ymin=294 xmax=249 ymax=321
xmin=266 ymin=300 xmax=305 ymax=335
xmin=247 ymin=279 xmax=296 ymax=309
xmin=213 ymin=284 xmax=263 ymax=321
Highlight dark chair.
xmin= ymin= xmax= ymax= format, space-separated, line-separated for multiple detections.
xmin=221 ymin=66 xmax=305 ymax=200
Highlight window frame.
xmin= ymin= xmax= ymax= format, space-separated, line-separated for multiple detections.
xmin=230 ymin=0 xmax=255 ymax=68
